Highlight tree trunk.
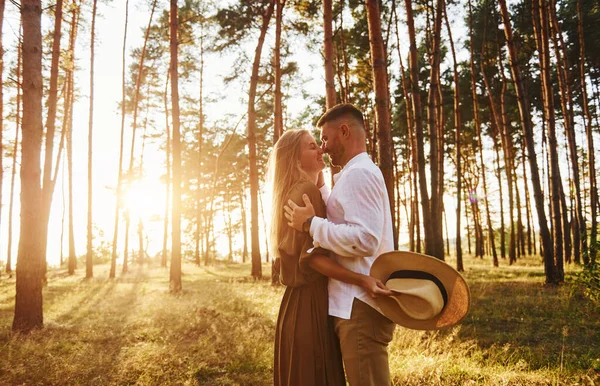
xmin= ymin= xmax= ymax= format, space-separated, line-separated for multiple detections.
xmin=366 ymin=0 xmax=397 ymax=249
xmin=162 ymin=74 xmax=170 ymax=268
xmin=522 ymin=140 xmax=534 ymax=256
xmin=239 ymin=189 xmax=248 ymax=263
xmin=110 ymin=0 xmax=129 ymax=278
xmin=426 ymin=0 xmax=445 ymax=260
xmin=323 ymin=0 xmax=336 ymax=107
xmin=0 ymin=0 xmax=5 ymax=258
xmin=536 ymin=0 xmax=563 ymax=282
xmin=195 ymin=23 xmax=205 ymax=267
xmin=169 ymin=0 xmax=182 ymax=292
xmin=271 ymin=0 xmax=286 ymax=284
xmin=444 ymin=5 xmax=462 ymax=270
xmin=405 ymin=0 xmax=432 ymax=258
xmin=468 ymin=0 xmax=497 ymax=266
xmin=39 ymin=0 xmax=63 ymax=269
xmin=577 ymin=0 xmax=597 ymax=264
xmin=274 ymin=0 xmax=285 ymax=143
xmin=13 ymin=0 xmax=44 ymax=333
xmin=549 ymin=0 xmax=583 ymax=264
xmin=65 ymin=1 xmax=80 ymax=276
xmin=498 ymin=57 xmax=517 ymax=265
xmin=248 ymin=1 xmax=274 ymax=279
xmin=498 ymin=0 xmax=555 ymax=284
xmin=85 ymin=0 xmax=97 ymax=279
xmin=7 ymin=38 xmax=22 ymax=275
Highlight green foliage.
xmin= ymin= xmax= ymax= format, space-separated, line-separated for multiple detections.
xmin=569 ymin=262 xmax=600 ymax=304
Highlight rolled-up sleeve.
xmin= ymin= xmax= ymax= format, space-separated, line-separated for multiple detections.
xmin=310 ymin=168 xmax=385 ymax=257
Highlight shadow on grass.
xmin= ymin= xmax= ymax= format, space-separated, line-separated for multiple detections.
xmin=455 ymin=276 xmax=600 ymax=372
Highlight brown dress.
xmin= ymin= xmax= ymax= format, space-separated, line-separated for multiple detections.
xmin=274 ymin=181 xmax=346 ymax=386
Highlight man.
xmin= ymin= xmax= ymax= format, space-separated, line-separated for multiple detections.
xmin=284 ymin=103 xmax=395 ymax=386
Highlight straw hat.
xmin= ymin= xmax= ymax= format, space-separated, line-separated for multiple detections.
xmin=370 ymin=251 xmax=470 ymax=330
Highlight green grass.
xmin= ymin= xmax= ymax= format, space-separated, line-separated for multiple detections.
xmin=0 ymin=256 xmax=598 ymax=385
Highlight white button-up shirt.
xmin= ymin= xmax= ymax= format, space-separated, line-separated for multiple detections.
xmin=310 ymin=152 xmax=394 ymax=319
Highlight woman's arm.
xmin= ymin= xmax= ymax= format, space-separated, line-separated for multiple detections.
xmin=308 ymin=255 xmax=393 ymax=298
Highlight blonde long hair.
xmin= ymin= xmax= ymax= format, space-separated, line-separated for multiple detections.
xmin=267 ymin=129 xmax=311 ymax=255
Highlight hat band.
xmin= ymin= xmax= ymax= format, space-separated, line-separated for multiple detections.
xmin=386 ymin=270 xmax=448 ymax=308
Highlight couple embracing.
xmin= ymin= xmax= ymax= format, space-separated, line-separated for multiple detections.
xmin=269 ymin=103 xmax=470 ymax=386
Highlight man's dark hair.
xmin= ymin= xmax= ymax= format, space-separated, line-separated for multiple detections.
xmin=316 ymin=103 xmax=364 ymax=128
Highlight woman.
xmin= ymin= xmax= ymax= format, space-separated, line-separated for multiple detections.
xmin=269 ymin=129 xmax=388 ymax=386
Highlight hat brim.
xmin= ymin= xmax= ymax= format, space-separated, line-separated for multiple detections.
xmin=370 ymin=251 xmax=470 ymax=330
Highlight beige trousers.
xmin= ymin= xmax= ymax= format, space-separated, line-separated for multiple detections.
xmin=332 ymin=298 xmax=396 ymax=386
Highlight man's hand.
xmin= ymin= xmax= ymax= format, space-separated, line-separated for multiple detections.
xmin=283 ymin=194 xmax=316 ymax=232
xmin=361 ymin=276 xmax=394 ymax=298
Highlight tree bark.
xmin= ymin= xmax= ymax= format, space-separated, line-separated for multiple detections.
xmin=405 ymin=0 xmax=432 ymax=258
xmin=577 ymin=0 xmax=597 ymax=264
xmin=195 ymin=19 xmax=205 ymax=267
xmin=162 ymin=74 xmax=170 ymax=268
xmin=110 ymin=0 xmax=129 ymax=278
xmin=366 ymin=0 xmax=397 ymax=249
xmin=86 ymin=0 xmax=97 ymax=279
xmin=248 ymin=1 xmax=274 ymax=279
xmin=65 ymin=0 xmax=80 ymax=276
xmin=498 ymin=0 xmax=555 ymax=284
xmin=468 ymin=0 xmax=497 ymax=266
xmin=444 ymin=5 xmax=463 ymax=270
xmin=273 ymin=0 xmax=285 ymax=143
xmin=323 ymin=0 xmax=336 ymax=107
xmin=536 ymin=0 xmax=562 ymax=282
xmin=170 ymin=0 xmax=182 ymax=292
xmin=13 ymin=0 xmax=44 ymax=333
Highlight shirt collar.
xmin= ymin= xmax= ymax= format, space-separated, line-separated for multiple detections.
xmin=333 ymin=152 xmax=369 ymax=183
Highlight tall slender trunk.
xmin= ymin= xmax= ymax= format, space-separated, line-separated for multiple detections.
xmin=426 ymin=0 xmax=445 ymax=260
xmin=495 ymin=139 xmax=506 ymax=260
xmin=7 ymin=38 xmax=21 ymax=275
xmin=550 ymin=0 xmax=583 ymax=264
xmin=195 ymin=22 xmax=205 ymax=267
xmin=536 ymin=0 xmax=563 ymax=282
xmin=40 ymin=0 xmax=63 ymax=267
xmin=239 ymin=188 xmax=248 ymax=263
xmin=85 ymin=0 xmax=97 ymax=279
xmin=271 ymin=0 xmax=286 ymax=284
xmin=162 ymin=74 xmax=170 ymax=268
xmin=577 ymin=0 xmax=597 ymax=264
xmin=498 ymin=0 xmax=555 ymax=284
xmin=0 ymin=0 xmax=5 ymax=253
xmin=405 ymin=0 xmax=432 ymax=257
xmin=323 ymin=0 xmax=336 ymax=107
xmin=468 ymin=0 xmax=497 ymax=266
xmin=13 ymin=0 xmax=44 ymax=333
xmin=366 ymin=0 xmax=397 ymax=248
xmin=392 ymin=1 xmax=418 ymax=252
xmin=66 ymin=1 xmax=80 ymax=276
xmin=522 ymin=140 xmax=534 ymax=256
xmin=169 ymin=0 xmax=182 ymax=292
xmin=248 ymin=2 xmax=274 ymax=279
xmin=444 ymin=5 xmax=462 ymax=270
xmin=123 ymin=0 xmax=157 ymax=269
xmin=274 ymin=0 xmax=285 ymax=143
xmin=498 ymin=57 xmax=517 ymax=265
xmin=110 ymin=0 xmax=129 ymax=278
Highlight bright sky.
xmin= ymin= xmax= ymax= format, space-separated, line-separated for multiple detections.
xmin=1 ymin=0 xmax=329 ymax=267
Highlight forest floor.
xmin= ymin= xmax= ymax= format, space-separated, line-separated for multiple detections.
xmin=0 ymin=255 xmax=598 ymax=385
